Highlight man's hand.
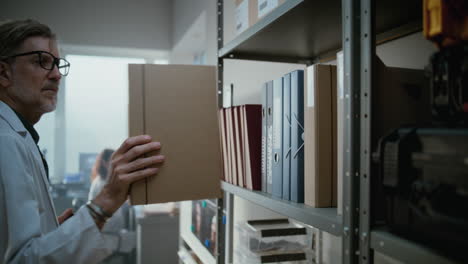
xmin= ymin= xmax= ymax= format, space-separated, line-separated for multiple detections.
xmin=93 ymin=135 xmax=165 ymax=217
xmin=57 ymin=208 xmax=74 ymax=225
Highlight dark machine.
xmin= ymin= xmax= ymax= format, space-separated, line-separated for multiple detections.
xmin=374 ymin=128 xmax=468 ymax=260
xmin=372 ymin=0 xmax=468 ymax=261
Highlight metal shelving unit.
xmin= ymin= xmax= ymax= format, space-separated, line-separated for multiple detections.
xmin=211 ymin=0 xmax=463 ymax=264
xmin=219 ymin=0 xmax=421 ymax=64
xmin=219 ymin=0 xmax=341 ymax=63
xmin=221 ymin=182 xmax=342 ymax=236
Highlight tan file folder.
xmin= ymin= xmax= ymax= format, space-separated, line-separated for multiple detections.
xmin=128 ymin=64 xmax=223 ymax=205
xmin=304 ymin=64 xmax=337 ymax=208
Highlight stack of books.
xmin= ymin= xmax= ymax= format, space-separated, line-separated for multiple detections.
xmin=219 ymin=105 xmax=262 ymax=190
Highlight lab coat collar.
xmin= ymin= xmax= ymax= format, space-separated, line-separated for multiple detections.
xmin=0 ymin=100 xmax=28 ymax=137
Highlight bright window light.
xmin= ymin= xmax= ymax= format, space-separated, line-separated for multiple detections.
xmin=64 ymin=55 xmax=145 ymax=177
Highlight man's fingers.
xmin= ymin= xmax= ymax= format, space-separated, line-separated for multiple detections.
xmin=116 ymin=155 xmax=165 ymax=174
xmin=113 ymin=135 xmax=153 ymax=157
xmin=122 ymin=167 xmax=160 ymax=184
xmin=121 ymin=141 xmax=161 ymax=162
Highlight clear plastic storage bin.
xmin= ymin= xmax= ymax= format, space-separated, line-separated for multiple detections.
xmin=236 ymin=219 xmax=313 ymax=253
xmin=234 ymin=249 xmax=314 ymax=264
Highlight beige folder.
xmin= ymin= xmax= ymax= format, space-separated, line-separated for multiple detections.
xmin=128 ymin=64 xmax=223 ymax=205
xmin=304 ymin=64 xmax=337 ymax=208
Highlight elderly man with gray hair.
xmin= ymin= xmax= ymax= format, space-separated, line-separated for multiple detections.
xmin=0 ymin=19 xmax=165 ymax=263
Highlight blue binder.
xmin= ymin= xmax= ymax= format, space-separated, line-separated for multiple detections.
xmin=290 ymin=70 xmax=305 ymax=203
xmin=282 ymin=73 xmax=291 ymax=200
xmin=272 ymin=77 xmax=283 ymax=198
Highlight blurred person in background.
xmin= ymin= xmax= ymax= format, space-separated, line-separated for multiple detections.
xmin=89 ymin=149 xmax=115 ymax=201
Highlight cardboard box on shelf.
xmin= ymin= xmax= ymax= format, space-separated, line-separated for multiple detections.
xmin=304 ymin=64 xmax=337 ymax=208
xmin=234 ymin=0 xmax=287 ymax=36
xmin=234 ymin=0 xmax=258 ymax=35
xmin=257 ymin=0 xmax=286 ymax=20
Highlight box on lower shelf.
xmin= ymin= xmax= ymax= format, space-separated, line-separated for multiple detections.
xmin=234 ymin=249 xmax=314 ymax=264
xmin=237 ymin=219 xmax=312 ymax=253
xmin=234 ymin=218 xmax=317 ymax=264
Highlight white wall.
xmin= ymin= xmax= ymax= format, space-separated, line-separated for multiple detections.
xmin=223 ymin=59 xmax=305 ymax=106
xmin=1 ymin=0 xmax=172 ymax=50
xmin=376 ymin=33 xmax=437 ymax=69
xmin=172 ymin=0 xmax=210 ymax=49
xmin=170 ymin=0 xmax=217 ymax=65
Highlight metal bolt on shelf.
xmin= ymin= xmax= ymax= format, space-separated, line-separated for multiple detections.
xmin=362 ymin=232 xmax=368 ymax=242
xmin=344 ymin=226 xmax=350 ymax=236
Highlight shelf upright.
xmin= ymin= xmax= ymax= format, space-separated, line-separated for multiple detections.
xmin=223 ymin=190 xmax=234 ymax=264
xmin=216 ymin=1 xmax=226 ymax=264
xmin=342 ymin=0 xmax=363 ymax=263
xmin=217 ymin=0 xmax=224 ymax=109
xmin=358 ymin=0 xmax=374 ymax=263
xmin=216 ymin=196 xmax=225 ymax=264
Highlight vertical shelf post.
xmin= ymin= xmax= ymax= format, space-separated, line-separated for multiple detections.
xmin=342 ymin=0 xmax=362 ymax=263
xmin=359 ymin=0 xmax=374 ymax=263
xmin=216 ymin=1 xmax=226 ymax=264
xmin=225 ymin=192 xmax=234 ymax=264
xmin=217 ymin=0 xmax=224 ymax=109
xmin=216 ymin=198 xmax=225 ymax=264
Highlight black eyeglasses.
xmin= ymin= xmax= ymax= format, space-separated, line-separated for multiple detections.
xmin=1 ymin=50 xmax=70 ymax=76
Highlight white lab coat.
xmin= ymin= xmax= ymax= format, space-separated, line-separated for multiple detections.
xmin=0 ymin=101 xmax=115 ymax=263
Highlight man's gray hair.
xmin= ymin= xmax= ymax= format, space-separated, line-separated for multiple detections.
xmin=0 ymin=19 xmax=55 ymax=59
